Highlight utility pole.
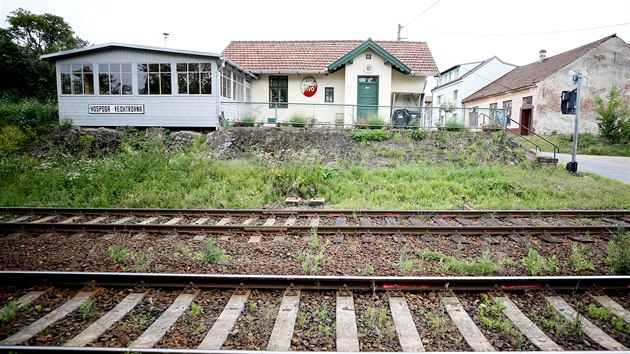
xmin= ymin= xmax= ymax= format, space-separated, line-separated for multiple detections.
xmin=397 ymin=24 xmax=406 ymax=41
xmin=566 ymin=70 xmax=588 ymax=173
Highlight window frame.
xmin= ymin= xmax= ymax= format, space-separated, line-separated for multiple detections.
xmin=269 ymin=76 xmax=288 ymax=108
xmin=177 ymin=62 xmax=212 ymax=95
xmin=325 ymin=87 xmax=334 ymax=103
xmin=98 ymin=63 xmax=132 ymax=95
xmin=137 ymin=63 xmax=172 ymax=95
xmin=60 ymin=63 xmax=94 ymax=95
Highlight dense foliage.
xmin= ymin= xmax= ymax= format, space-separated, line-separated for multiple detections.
xmin=595 ymin=86 xmax=630 ymax=145
xmin=1 ymin=8 xmax=87 ymax=100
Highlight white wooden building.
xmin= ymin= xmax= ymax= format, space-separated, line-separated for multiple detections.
xmin=41 ymin=43 xmax=255 ymax=128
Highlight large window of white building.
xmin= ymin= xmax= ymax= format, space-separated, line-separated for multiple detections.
xmin=177 ymin=63 xmax=212 ymax=95
xmin=138 ymin=63 xmax=171 ymax=95
xmin=61 ymin=64 xmax=94 ymax=95
xmin=98 ymin=63 xmax=132 ymax=95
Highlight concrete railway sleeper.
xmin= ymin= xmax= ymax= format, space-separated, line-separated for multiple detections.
xmin=0 ymin=273 xmax=628 ymax=352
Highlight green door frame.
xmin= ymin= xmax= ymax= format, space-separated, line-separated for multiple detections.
xmin=357 ymin=76 xmax=378 ymax=119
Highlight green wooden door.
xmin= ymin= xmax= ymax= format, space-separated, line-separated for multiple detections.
xmin=357 ymin=76 xmax=378 ymax=119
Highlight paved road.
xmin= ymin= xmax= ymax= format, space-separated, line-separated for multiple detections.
xmin=541 ymin=152 xmax=630 ymax=184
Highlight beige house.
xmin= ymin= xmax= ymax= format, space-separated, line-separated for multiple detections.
xmin=462 ymin=34 xmax=630 ymax=135
xmin=222 ymin=39 xmax=439 ymax=126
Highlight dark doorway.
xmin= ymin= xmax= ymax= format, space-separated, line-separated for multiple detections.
xmin=519 ymin=108 xmax=532 ymax=135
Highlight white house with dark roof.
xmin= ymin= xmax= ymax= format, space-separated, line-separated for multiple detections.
xmin=41 ymin=43 xmax=255 ymax=128
xmin=222 ymin=39 xmax=439 ymax=126
xmin=430 ymin=57 xmax=516 ymax=126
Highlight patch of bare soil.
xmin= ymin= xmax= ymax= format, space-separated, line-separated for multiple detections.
xmin=205 ymin=128 xmax=522 ymax=167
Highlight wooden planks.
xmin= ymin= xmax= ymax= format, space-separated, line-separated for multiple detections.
xmin=442 ymin=296 xmax=494 ymax=352
xmin=66 ymin=293 xmax=144 ymax=347
xmin=0 ymin=291 xmax=95 ymax=345
xmin=546 ymin=296 xmax=628 ymax=351
xmin=336 ymin=292 xmax=360 ymax=352
xmin=497 ymin=296 xmax=562 ymax=351
xmin=266 ymin=292 xmax=300 ymax=351
xmin=130 ymin=293 xmax=196 ymax=348
xmin=198 ymin=291 xmax=250 ymax=349
xmin=389 ymin=295 xmax=424 ymax=352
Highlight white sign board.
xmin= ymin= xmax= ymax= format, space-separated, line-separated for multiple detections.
xmin=88 ymin=104 xmax=144 ymax=114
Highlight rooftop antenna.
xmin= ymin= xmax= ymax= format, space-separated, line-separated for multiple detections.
xmin=163 ymin=32 xmax=169 ymax=47
xmin=397 ymin=24 xmax=407 ymax=41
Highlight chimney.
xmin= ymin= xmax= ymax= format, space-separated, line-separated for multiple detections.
xmin=539 ymin=49 xmax=547 ymax=63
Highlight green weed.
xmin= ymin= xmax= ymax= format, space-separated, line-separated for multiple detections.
xmin=587 ymin=304 xmax=629 ymax=333
xmin=566 ymin=244 xmax=596 ymax=272
xmin=358 ymin=265 xmax=375 ymax=276
xmin=606 ymin=230 xmax=630 ymax=274
xmin=196 ymin=238 xmax=231 ymax=265
xmin=521 ymin=248 xmax=546 ymax=275
xmin=1 ymin=299 xmax=22 ymax=322
xmin=78 ymin=298 xmax=99 ymax=319
xmin=189 ymin=301 xmax=203 ymax=318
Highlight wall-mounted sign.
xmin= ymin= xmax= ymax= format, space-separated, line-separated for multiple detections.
xmin=301 ymin=77 xmax=317 ymax=97
xmin=88 ymin=104 xmax=144 ymax=114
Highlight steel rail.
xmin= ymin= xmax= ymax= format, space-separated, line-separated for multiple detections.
xmin=0 ymin=346 xmax=618 ymax=353
xmin=0 ymin=222 xmax=621 ymax=235
xmin=0 ymin=347 xmax=619 ymax=354
xmin=1 ymin=207 xmax=629 ymax=218
xmin=1 ymin=271 xmax=628 ymax=291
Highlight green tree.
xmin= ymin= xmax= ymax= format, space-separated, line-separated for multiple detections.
xmin=594 ymin=86 xmax=630 ymax=144
xmin=1 ymin=8 xmax=88 ymax=99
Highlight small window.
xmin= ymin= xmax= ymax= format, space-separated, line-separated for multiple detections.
xmin=502 ymin=100 xmax=512 ymax=118
xmin=489 ymin=102 xmax=499 ymax=119
xmin=523 ymin=96 xmax=533 ymax=105
xmin=453 ymin=90 xmax=458 ymax=101
xmin=366 ymin=54 xmax=371 ymax=59
xmin=269 ymin=76 xmax=288 ymax=108
xmin=325 ymin=87 xmax=334 ymax=103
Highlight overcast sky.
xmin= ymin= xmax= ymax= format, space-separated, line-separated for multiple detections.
xmin=3 ymin=0 xmax=630 ymax=88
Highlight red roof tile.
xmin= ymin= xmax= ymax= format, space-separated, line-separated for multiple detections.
xmin=463 ymin=34 xmax=617 ymax=103
xmin=222 ymin=40 xmax=439 ymax=75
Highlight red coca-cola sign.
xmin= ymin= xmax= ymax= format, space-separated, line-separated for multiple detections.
xmin=301 ymin=77 xmax=317 ymax=97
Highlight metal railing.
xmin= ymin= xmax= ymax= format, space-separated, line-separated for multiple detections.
xmin=219 ymin=101 xmax=509 ymax=130
xmin=504 ymin=117 xmax=560 ymax=159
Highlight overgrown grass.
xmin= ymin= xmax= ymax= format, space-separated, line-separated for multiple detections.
xmin=1 ymin=130 xmax=630 ymax=209
xmin=515 ymin=132 xmax=630 ymax=157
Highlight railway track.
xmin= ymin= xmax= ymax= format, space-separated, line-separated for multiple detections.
xmin=0 ymin=271 xmax=628 ymax=353
xmin=1 ymin=208 xmax=629 ymax=237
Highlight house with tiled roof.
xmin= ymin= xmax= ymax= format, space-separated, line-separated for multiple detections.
xmin=462 ymin=34 xmax=630 ymax=135
xmin=430 ymin=56 xmax=516 ymax=126
xmin=222 ymin=39 xmax=439 ymax=126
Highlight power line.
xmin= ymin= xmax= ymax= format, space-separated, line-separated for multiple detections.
xmin=425 ymin=21 xmax=630 ymax=36
xmin=398 ymin=0 xmax=441 ymax=40
xmin=404 ymin=0 xmax=441 ymax=28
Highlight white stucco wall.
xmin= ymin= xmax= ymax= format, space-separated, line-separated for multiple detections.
xmin=245 ymin=48 xmax=428 ymax=126
xmin=53 ymin=48 xmax=226 ymax=127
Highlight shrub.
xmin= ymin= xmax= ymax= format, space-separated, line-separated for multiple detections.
xmin=595 ymin=86 xmax=630 ymax=144
xmin=0 ymin=98 xmax=58 ymax=131
xmin=443 ymin=119 xmax=465 ymax=131
xmin=367 ymin=114 xmax=387 ymax=129
xmin=241 ymin=115 xmax=257 ymax=127
xmin=351 ymin=129 xmax=392 ymax=143
xmin=409 ymin=129 xmax=427 ymax=141
xmin=289 ymin=113 xmax=307 ymax=127
xmin=0 ymin=125 xmax=29 ymax=154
